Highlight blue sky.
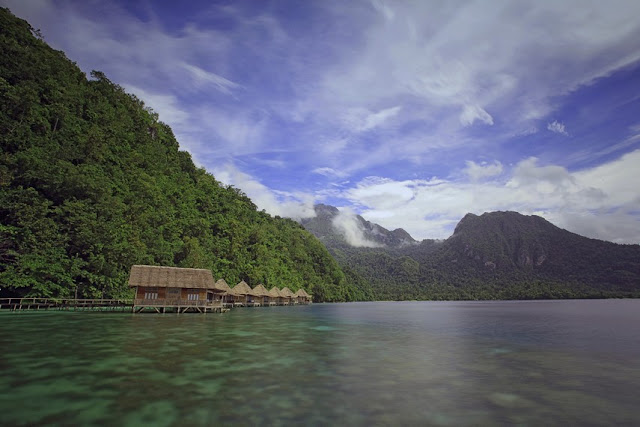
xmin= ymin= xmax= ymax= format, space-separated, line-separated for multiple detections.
xmin=4 ymin=0 xmax=640 ymax=243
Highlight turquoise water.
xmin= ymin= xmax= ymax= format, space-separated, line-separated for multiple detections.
xmin=1 ymin=300 xmax=639 ymax=425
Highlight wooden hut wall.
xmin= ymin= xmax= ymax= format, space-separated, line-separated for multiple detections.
xmin=136 ymin=286 xmax=166 ymax=300
xmin=180 ymin=288 xmax=206 ymax=301
xmin=166 ymin=287 xmax=180 ymax=300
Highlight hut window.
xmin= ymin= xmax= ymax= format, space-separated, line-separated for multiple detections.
xmin=144 ymin=291 xmax=158 ymax=300
xmin=187 ymin=293 xmax=199 ymax=301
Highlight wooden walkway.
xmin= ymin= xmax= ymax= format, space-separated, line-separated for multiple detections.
xmin=1 ymin=297 xmax=310 ymax=313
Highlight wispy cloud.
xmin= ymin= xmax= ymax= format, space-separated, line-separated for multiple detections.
xmin=179 ymin=63 xmax=241 ymax=95
xmin=547 ymin=120 xmax=569 ymax=136
xmin=312 ymin=167 xmax=348 ymax=178
xmin=347 ymin=105 xmax=402 ymax=132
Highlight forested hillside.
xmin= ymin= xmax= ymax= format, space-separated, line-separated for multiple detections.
xmin=0 ymin=8 xmax=373 ymax=302
xmin=302 ymin=205 xmax=640 ymax=300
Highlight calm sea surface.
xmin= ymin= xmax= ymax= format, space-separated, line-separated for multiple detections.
xmin=1 ymin=300 xmax=639 ymax=426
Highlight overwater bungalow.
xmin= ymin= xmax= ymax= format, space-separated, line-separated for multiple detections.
xmin=252 ymin=284 xmax=271 ymax=306
xmin=128 ymin=265 xmax=224 ymax=313
xmin=232 ymin=280 xmax=257 ymax=307
xmin=304 ymin=288 xmax=313 ymax=304
xmin=268 ymin=287 xmax=284 ymax=305
xmin=294 ymin=288 xmax=312 ymax=304
xmin=280 ymin=287 xmax=296 ymax=305
xmin=213 ymin=278 xmax=237 ymax=308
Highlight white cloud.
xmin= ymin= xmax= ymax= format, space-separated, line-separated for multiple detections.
xmin=507 ymin=157 xmax=575 ymax=189
xmin=460 ymin=105 xmax=494 ymax=126
xmin=123 ymin=85 xmax=189 ymax=129
xmin=179 ymin=63 xmax=241 ymax=95
xmin=464 ymin=160 xmax=503 ymax=181
xmin=360 ymin=105 xmax=402 ymax=131
xmin=347 ymin=177 xmax=415 ymax=210
xmin=342 ymin=105 xmax=402 ymax=133
xmin=312 ymin=167 xmax=348 ymax=178
xmin=212 ymin=164 xmax=316 ymax=220
xmin=331 ymin=208 xmax=382 ymax=248
xmin=547 ymin=120 xmax=569 ymax=136
xmin=342 ymin=150 xmax=640 ymax=243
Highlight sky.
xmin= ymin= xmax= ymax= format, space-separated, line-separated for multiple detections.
xmin=4 ymin=0 xmax=640 ymax=244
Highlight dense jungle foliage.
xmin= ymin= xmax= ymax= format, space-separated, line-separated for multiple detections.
xmin=0 ymin=9 xmax=374 ymax=302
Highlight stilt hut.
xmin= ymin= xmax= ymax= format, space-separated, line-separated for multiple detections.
xmin=302 ymin=289 xmax=313 ymax=304
xmin=213 ymin=278 xmax=237 ymax=308
xmin=128 ymin=265 xmax=223 ymax=313
xmin=294 ymin=288 xmax=312 ymax=304
xmin=232 ymin=280 xmax=256 ymax=307
xmin=252 ymin=284 xmax=271 ymax=306
xmin=280 ymin=287 xmax=296 ymax=305
xmin=269 ymin=287 xmax=284 ymax=305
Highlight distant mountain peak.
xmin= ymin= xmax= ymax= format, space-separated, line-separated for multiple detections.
xmin=301 ymin=204 xmax=417 ymax=248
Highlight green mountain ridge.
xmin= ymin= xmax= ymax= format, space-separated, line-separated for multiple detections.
xmin=0 ymin=8 xmax=370 ymax=302
xmin=301 ymin=204 xmax=640 ymax=299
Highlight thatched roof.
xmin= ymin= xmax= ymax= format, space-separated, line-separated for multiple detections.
xmin=294 ymin=288 xmax=311 ymax=298
xmin=252 ymin=284 xmax=270 ymax=297
xmin=268 ymin=287 xmax=283 ymax=298
xmin=213 ymin=278 xmax=237 ymax=295
xmin=232 ymin=280 xmax=255 ymax=296
xmin=300 ymin=288 xmax=312 ymax=298
xmin=128 ymin=265 xmax=214 ymax=289
xmin=280 ymin=287 xmax=296 ymax=298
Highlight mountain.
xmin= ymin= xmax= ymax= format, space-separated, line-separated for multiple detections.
xmin=0 ymin=8 xmax=371 ymax=302
xmin=436 ymin=211 xmax=640 ymax=289
xmin=301 ymin=204 xmax=418 ymax=249
xmin=301 ymin=205 xmax=640 ymax=300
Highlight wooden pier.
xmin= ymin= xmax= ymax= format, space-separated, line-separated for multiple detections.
xmin=1 ymin=296 xmax=308 ymax=313
xmin=0 ymin=297 xmax=231 ymax=313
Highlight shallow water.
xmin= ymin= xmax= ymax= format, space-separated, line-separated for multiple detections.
xmin=1 ymin=300 xmax=639 ymax=426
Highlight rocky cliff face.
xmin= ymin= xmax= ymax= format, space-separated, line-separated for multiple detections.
xmin=446 ymin=211 xmax=555 ymax=270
